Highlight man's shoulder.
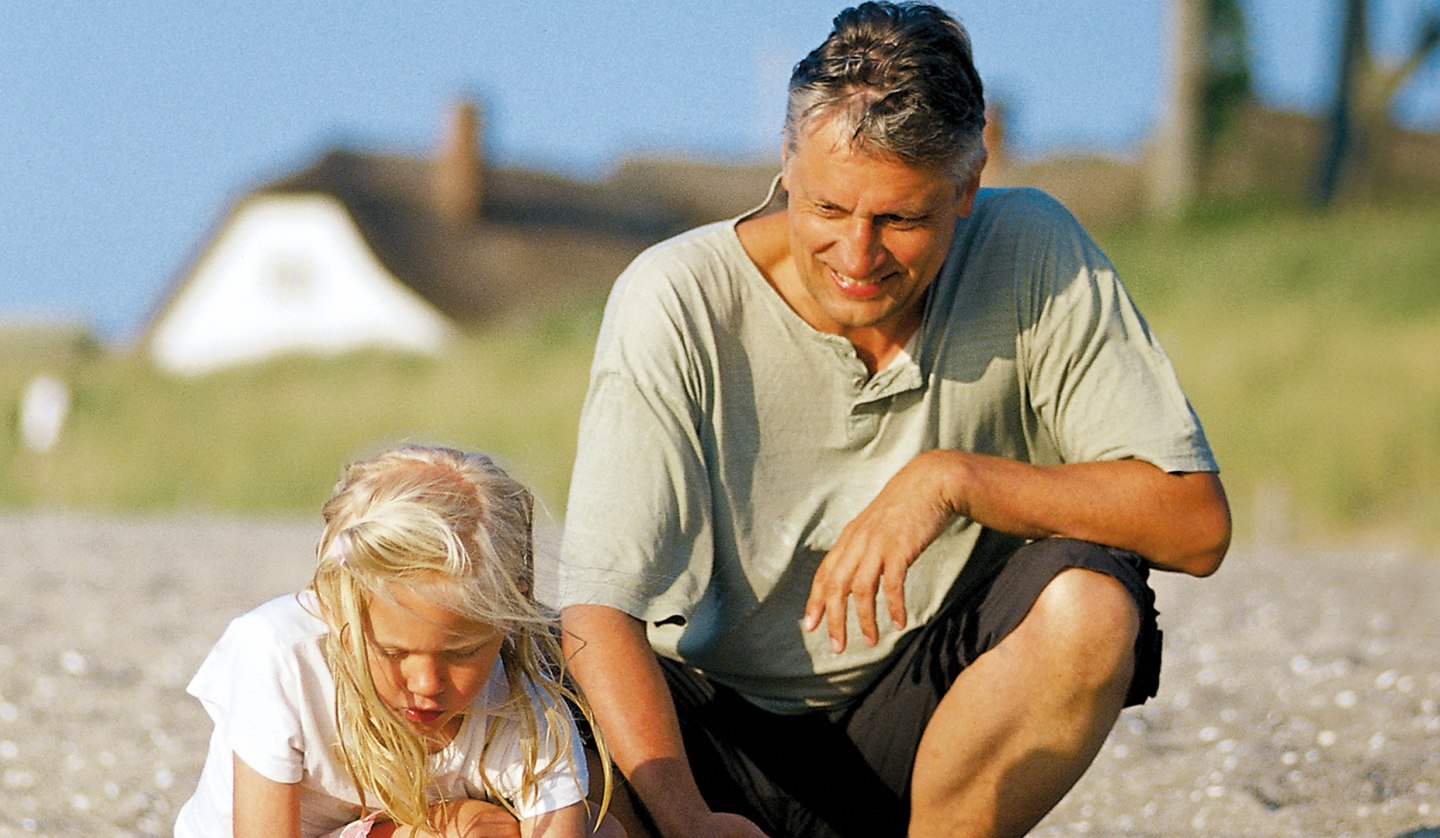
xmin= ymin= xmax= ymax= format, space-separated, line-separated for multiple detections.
xmin=606 ymin=219 xmax=754 ymax=313
xmin=970 ymin=186 xmax=1084 ymax=232
xmin=957 ymin=187 xmax=1103 ymax=277
xmin=628 ymin=218 xmax=745 ymax=274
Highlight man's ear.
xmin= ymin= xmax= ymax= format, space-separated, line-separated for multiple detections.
xmin=956 ymin=153 xmax=987 ymax=218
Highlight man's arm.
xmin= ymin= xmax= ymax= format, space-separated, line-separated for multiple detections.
xmin=804 ymin=451 xmax=1231 ymax=651
xmin=562 ymin=605 xmax=769 ymax=838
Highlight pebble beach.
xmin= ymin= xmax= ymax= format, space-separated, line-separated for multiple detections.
xmin=0 ymin=512 xmax=1436 ymax=837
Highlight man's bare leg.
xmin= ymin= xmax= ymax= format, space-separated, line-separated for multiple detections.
xmin=908 ymin=567 xmax=1140 ymax=837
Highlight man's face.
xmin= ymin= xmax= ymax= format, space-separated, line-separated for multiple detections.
xmin=781 ymin=115 xmax=979 ymax=346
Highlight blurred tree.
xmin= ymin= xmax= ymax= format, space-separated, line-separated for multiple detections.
xmin=1149 ymin=0 xmax=1255 ymax=216
xmin=1201 ymin=0 xmax=1254 ymax=152
xmin=1314 ymin=0 xmax=1440 ymax=205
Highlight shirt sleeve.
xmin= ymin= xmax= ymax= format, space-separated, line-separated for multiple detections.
xmin=186 ymin=608 xmax=309 ymax=784
xmin=552 ymin=248 xmax=718 ymax=625
xmin=1010 ymin=193 xmax=1218 ymax=473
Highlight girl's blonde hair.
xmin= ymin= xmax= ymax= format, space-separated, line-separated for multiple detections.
xmin=309 ymin=444 xmax=608 ymax=831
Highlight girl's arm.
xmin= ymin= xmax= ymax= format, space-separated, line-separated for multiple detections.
xmin=233 ymin=752 xmax=301 ymax=838
xmin=520 ymin=801 xmax=590 ymax=838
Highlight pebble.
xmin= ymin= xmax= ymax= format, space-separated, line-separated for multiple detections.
xmin=0 ymin=514 xmax=1436 ymax=837
xmin=1034 ymin=541 xmax=1440 ymax=836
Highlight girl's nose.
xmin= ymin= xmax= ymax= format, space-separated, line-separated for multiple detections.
xmin=403 ymin=656 xmax=443 ymax=698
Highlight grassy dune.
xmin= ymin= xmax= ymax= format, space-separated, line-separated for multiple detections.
xmin=3 ymin=200 xmax=1438 ymax=546
xmin=1107 ymin=199 xmax=1440 ymax=546
xmin=0 ymin=299 xmax=604 ymax=521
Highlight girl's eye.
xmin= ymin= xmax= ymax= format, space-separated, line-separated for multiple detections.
xmin=377 ymin=647 xmax=406 ymax=661
xmin=446 ymin=646 xmax=486 ymax=661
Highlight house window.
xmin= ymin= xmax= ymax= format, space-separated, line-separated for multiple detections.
xmin=269 ymin=251 xmax=316 ymax=301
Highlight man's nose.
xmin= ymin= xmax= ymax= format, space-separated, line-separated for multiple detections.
xmin=834 ymin=219 xmax=885 ymax=278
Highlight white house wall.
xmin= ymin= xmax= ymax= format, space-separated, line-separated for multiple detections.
xmin=149 ymin=195 xmax=453 ymax=375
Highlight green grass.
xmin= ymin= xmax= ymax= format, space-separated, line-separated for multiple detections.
xmin=0 ymin=296 xmax=604 ymax=520
xmin=1104 ymin=199 xmax=1440 ymax=546
xmin=3 ymin=201 xmax=1438 ymax=548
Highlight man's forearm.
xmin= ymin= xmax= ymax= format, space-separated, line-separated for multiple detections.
xmin=807 ymin=449 xmax=1231 ymax=651
xmin=933 ymin=451 xmax=1231 ymax=575
xmin=561 ymin=605 xmax=713 ymax=836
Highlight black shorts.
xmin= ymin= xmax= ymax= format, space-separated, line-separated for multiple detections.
xmin=653 ymin=537 xmax=1162 ymax=838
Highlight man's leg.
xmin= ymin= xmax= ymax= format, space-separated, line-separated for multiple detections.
xmin=611 ymin=538 xmax=1158 ymax=838
xmin=907 ymin=564 xmax=1140 ymax=837
xmin=654 ymin=658 xmax=906 ymax=837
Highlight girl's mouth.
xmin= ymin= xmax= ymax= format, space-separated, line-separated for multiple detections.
xmin=404 ymin=707 xmax=445 ymax=725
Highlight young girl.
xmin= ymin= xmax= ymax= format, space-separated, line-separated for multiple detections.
xmin=175 ymin=445 xmax=615 ymax=838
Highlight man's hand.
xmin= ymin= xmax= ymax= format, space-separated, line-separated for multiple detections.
xmin=803 ymin=450 xmax=1232 ymax=654
xmin=800 ymin=452 xmax=1226 ymax=656
xmin=803 ymin=451 xmax=958 ymax=653
xmin=675 ymin=812 xmax=771 ymax=838
xmin=563 ymin=606 xmax=773 ymax=838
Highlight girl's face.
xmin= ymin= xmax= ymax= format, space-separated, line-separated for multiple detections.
xmin=364 ymin=582 xmax=502 ymax=749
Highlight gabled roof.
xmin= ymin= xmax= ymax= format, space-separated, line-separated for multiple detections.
xmin=141 ymin=138 xmax=782 ymax=350
xmin=256 ymin=148 xmax=699 ymax=324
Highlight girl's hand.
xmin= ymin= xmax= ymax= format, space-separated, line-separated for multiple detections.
xmin=370 ymin=799 xmax=520 ymax=838
xmin=519 ymin=800 xmax=593 ymax=838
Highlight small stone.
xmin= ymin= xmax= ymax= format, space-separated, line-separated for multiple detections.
xmin=59 ymin=650 xmax=88 ymax=676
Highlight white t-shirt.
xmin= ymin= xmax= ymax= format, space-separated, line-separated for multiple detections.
xmin=175 ymin=592 xmax=586 ymax=837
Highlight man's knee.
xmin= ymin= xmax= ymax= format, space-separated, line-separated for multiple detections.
xmin=1022 ymin=566 xmax=1140 ymax=692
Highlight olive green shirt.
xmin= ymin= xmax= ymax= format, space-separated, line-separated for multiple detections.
xmin=555 ymin=187 xmax=1216 ymax=713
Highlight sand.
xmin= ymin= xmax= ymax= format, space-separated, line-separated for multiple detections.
xmin=0 ymin=512 xmax=1435 ymax=837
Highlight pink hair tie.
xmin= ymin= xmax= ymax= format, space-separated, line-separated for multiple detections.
xmin=326 ymin=539 xmax=350 ymax=569
xmin=336 ymin=811 xmax=380 ymax=837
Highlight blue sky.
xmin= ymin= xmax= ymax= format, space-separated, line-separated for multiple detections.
xmin=3 ymin=1 xmax=1437 ymax=343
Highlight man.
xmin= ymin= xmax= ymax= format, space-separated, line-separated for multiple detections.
xmin=554 ymin=3 xmax=1231 ymax=836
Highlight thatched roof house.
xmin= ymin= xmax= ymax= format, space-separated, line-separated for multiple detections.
xmin=144 ymin=101 xmax=776 ymax=375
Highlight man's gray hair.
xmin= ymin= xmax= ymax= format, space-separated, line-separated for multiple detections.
xmin=785 ymin=1 xmax=987 ymax=182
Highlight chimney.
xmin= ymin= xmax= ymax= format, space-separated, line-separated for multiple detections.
xmin=434 ymin=98 xmax=484 ymax=223
xmin=982 ymin=99 xmax=1007 ymax=182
